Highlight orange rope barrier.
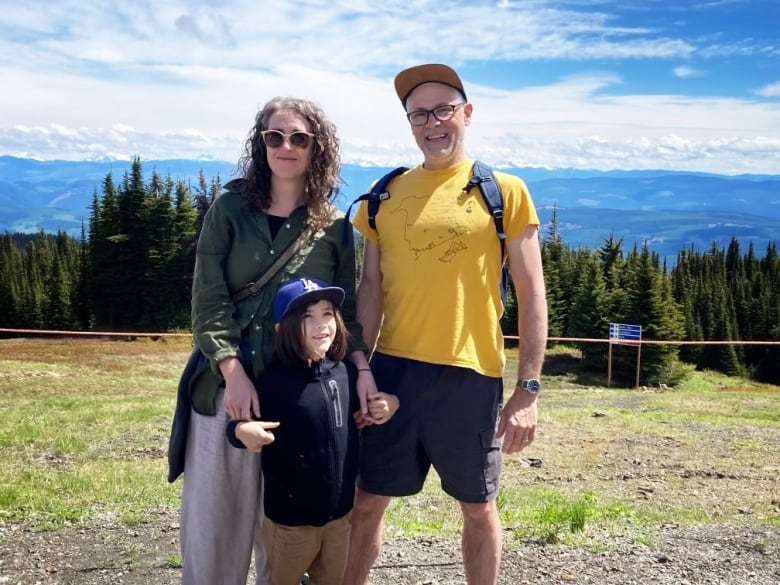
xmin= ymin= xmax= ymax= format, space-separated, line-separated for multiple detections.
xmin=2 ymin=329 xmax=779 ymax=345
xmin=0 ymin=328 xmax=190 ymax=338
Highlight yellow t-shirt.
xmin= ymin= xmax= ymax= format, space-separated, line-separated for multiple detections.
xmin=352 ymin=159 xmax=539 ymax=377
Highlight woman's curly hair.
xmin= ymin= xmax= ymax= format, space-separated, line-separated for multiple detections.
xmin=236 ymin=97 xmax=342 ymax=230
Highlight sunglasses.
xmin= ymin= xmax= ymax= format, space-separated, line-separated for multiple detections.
xmin=260 ymin=130 xmax=315 ymax=149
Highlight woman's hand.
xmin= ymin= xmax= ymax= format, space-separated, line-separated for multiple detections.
xmin=355 ymin=367 xmax=378 ymax=417
xmin=353 ymin=409 xmax=372 ymax=429
xmin=219 ymin=357 xmax=260 ymax=420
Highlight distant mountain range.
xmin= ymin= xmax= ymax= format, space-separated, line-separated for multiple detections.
xmin=2 ymin=155 xmax=778 ymax=264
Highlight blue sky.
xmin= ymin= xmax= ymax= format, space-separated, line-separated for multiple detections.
xmin=0 ymin=0 xmax=778 ymax=174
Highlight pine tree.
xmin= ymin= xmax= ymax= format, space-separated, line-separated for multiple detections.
xmin=0 ymin=233 xmax=23 ymax=327
xmin=110 ymin=157 xmax=151 ymax=329
xmin=73 ymin=223 xmax=91 ymax=328
xmin=144 ymin=170 xmax=178 ymax=328
xmin=172 ymin=179 xmax=198 ymax=328
xmin=672 ymin=247 xmax=703 ymax=365
xmin=89 ymin=177 xmax=121 ymax=328
xmin=568 ymin=252 xmax=610 ymax=370
xmin=541 ymin=206 xmax=569 ymax=339
xmin=619 ymin=244 xmax=685 ymax=385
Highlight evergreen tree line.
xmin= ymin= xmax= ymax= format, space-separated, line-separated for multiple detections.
xmin=0 ymin=158 xmax=219 ymax=333
xmin=1 ymin=159 xmax=778 ymax=385
xmin=500 ymin=207 xmax=780 ymax=385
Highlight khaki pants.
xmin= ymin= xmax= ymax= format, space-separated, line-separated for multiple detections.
xmin=263 ymin=513 xmax=351 ymax=585
xmin=180 ymin=389 xmax=269 ymax=585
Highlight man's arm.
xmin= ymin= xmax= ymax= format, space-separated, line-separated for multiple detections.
xmin=354 ymin=240 xmax=384 ymax=415
xmin=356 ymin=240 xmax=384 ymax=352
xmin=497 ymin=224 xmax=548 ymax=454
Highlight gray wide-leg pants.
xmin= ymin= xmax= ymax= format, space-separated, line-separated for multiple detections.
xmin=180 ymin=389 xmax=269 ymax=585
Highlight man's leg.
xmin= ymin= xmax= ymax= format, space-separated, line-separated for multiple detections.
xmin=417 ymin=364 xmax=503 ymax=584
xmin=341 ymin=489 xmax=392 ymax=585
xmin=460 ymin=500 xmax=502 ymax=585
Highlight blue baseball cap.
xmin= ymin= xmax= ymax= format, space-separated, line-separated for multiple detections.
xmin=272 ymin=277 xmax=345 ymax=323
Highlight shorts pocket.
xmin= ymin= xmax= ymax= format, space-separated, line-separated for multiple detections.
xmin=479 ymin=427 xmax=502 ymax=497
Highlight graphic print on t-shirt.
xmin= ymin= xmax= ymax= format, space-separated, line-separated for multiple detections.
xmin=390 ymin=193 xmax=473 ymax=262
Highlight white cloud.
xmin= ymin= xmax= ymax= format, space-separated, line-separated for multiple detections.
xmin=673 ymin=65 xmax=704 ymax=78
xmin=756 ymin=81 xmax=780 ymax=98
xmin=0 ymin=0 xmax=778 ymax=174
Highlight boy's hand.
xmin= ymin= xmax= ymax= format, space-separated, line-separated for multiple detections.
xmin=236 ymin=421 xmax=280 ymax=453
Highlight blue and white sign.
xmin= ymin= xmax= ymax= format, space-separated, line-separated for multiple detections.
xmin=609 ymin=323 xmax=642 ymax=343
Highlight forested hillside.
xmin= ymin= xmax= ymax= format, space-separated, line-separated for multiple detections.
xmin=1 ymin=159 xmax=778 ymax=385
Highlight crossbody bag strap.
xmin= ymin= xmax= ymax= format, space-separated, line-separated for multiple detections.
xmin=230 ymin=224 xmax=316 ymax=303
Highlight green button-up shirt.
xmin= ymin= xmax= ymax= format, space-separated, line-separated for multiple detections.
xmin=190 ymin=180 xmax=366 ymax=414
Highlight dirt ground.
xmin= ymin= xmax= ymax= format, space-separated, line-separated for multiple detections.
xmin=2 ymin=507 xmax=779 ymax=584
xmin=2 ymin=347 xmax=779 ymax=584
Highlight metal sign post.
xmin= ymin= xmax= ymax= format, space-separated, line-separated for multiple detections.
xmin=608 ymin=323 xmax=643 ymax=388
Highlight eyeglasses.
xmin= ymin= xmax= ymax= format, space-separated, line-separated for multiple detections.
xmin=406 ymin=103 xmax=466 ymax=127
xmin=260 ymin=130 xmax=315 ymax=149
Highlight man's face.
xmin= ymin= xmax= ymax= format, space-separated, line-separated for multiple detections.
xmin=405 ymin=82 xmax=472 ymax=170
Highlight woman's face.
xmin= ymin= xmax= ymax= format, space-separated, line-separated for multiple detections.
xmin=301 ymin=299 xmax=337 ymax=360
xmin=265 ymin=109 xmax=314 ymax=182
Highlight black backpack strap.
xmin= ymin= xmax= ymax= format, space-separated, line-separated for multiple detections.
xmin=466 ymin=160 xmax=506 ymax=257
xmin=365 ymin=166 xmax=408 ymax=230
xmin=464 ymin=160 xmax=510 ymax=304
xmin=343 ymin=166 xmax=408 ymax=245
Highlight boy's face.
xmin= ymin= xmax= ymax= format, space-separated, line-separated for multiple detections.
xmin=302 ymin=299 xmax=337 ymax=360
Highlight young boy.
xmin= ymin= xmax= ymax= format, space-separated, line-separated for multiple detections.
xmin=226 ymin=277 xmax=398 ymax=585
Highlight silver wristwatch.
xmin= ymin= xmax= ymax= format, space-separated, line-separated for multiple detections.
xmin=518 ymin=378 xmax=541 ymax=395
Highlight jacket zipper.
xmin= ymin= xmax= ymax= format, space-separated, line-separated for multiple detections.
xmin=321 ymin=376 xmax=344 ymax=516
xmin=328 ymin=379 xmax=343 ymax=428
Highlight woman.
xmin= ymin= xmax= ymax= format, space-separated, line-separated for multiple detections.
xmin=178 ymin=97 xmax=375 ymax=585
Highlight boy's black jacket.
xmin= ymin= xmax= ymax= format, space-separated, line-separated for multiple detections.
xmin=227 ymin=357 xmax=358 ymax=526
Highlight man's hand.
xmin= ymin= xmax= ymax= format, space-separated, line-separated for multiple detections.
xmin=496 ymin=389 xmax=538 ymax=454
xmin=235 ymin=421 xmax=279 ymax=453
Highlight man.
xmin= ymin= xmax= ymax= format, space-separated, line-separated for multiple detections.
xmin=344 ymin=63 xmax=548 ymax=584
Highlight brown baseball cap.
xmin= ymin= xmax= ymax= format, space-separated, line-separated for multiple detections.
xmin=394 ymin=63 xmax=467 ymax=106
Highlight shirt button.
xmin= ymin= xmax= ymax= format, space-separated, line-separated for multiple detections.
xmin=269 ymin=250 xmax=274 ymax=255
xmin=251 ymin=350 xmax=256 ymax=356
xmin=286 ymin=224 xmax=291 ymax=229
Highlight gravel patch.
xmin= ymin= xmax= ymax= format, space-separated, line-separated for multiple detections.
xmin=2 ymin=515 xmax=778 ymax=584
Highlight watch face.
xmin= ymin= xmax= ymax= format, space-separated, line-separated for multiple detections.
xmin=523 ymin=379 xmax=541 ymax=393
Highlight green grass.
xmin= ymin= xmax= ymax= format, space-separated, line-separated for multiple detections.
xmin=0 ymin=337 xmax=778 ymax=548
xmin=0 ymin=337 xmax=186 ymax=529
